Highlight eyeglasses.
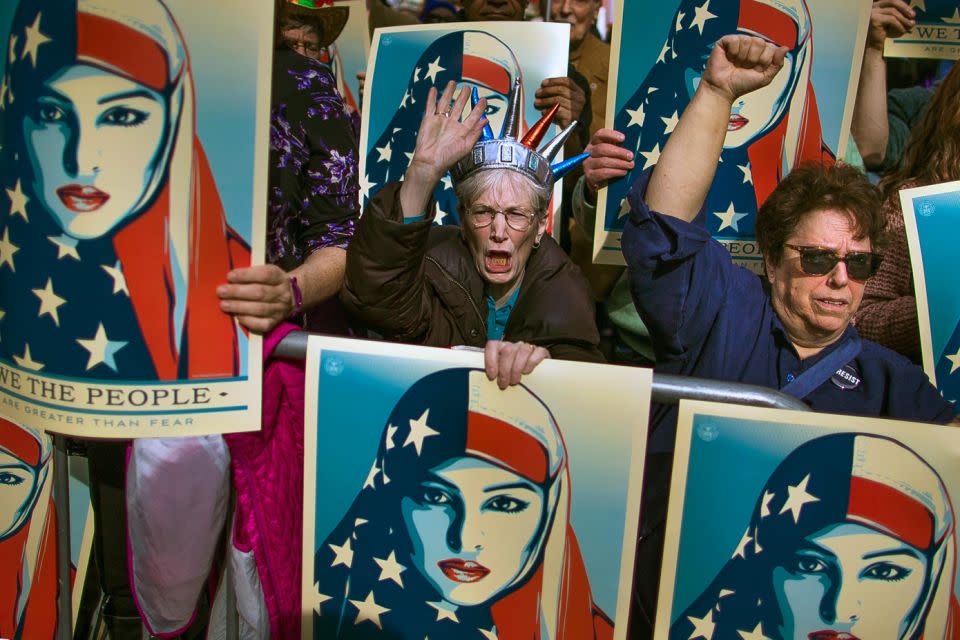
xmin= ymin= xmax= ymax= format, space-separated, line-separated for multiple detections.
xmin=466 ymin=206 xmax=539 ymax=232
xmin=784 ymin=244 xmax=883 ymax=281
xmin=282 ymin=36 xmax=322 ymax=56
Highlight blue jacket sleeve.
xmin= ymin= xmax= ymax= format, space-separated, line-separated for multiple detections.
xmin=620 ymin=170 xmax=763 ymax=373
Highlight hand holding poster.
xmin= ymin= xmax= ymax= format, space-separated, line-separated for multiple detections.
xmin=885 ymin=0 xmax=960 ymax=60
xmin=359 ymin=22 xmax=570 ymax=230
xmin=0 ymin=0 xmax=270 ymax=437
xmin=657 ymin=400 xmax=960 ymax=640
xmin=302 ymin=337 xmax=651 ymax=639
xmin=902 ymin=180 xmax=960 ymax=405
xmin=594 ymin=0 xmax=870 ymax=269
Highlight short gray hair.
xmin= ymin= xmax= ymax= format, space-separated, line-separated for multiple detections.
xmin=454 ymin=169 xmax=550 ymax=218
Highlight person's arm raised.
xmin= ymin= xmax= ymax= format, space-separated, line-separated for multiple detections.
xmin=851 ymin=0 xmax=915 ymax=169
xmin=646 ymin=35 xmax=787 ymax=223
xmin=398 ymin=80 xmax=488 ymax=220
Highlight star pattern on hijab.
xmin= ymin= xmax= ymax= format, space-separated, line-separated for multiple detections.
xmin=373 ymin=550 xmax=406 ymax=587
xmin=76 ymin=323 xmax=128 ymax=372
xmin=690 ymin=0 xmax=718 ymax=34
xmin=686 ymin=609 xmax=715 ymax=639
xmin=32 ymin=278 xmax=66 ymax=326
xmin=48 ymin=235 xmax=80 ymax=261
xmin=779 ymin=473 xmax=819 ymax=523
xmin=313 ymin=582 xmax=331 ymax=615
xmin=609 ymin=0 xmax=817 ymax=243
xmin=351 ymin=590 xmax=391 ymax=629
xmin=22 ymin=12 xmax=51 ymax=68
xmin=13 ymin=344 xmax=43 ymax=371
xmin=363 ymin=49 xmax=455 ymax=202
xmin=6 ymin=179 xmax=28 ymax=221
xmin=714 ymin=203 xmax=748 ymax=232
xmin=427 ymin=600 xmax=459 ymax=623
xmin=404 ymin=408 xmax=440 ymax=455
xmin=329 ymin=536 xmax=354 ymax=568
xmin=736 ymin=621 xmax=771 ymax=640
xmin=945 ymin=347 xmax=960 ymax=374
xmin=0 ymin=228 xmax=19 ymax=271
xmin=731 ymin=528 xmax=752 ymax=559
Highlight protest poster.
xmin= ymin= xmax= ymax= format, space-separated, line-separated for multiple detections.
xmin=328 ymin=0 xmax=370 ymax=115
xmin=595 ymin=0 xmax=870 ymax=270
xmin=885 ymin=0 xmax=960 ymax=60
xmin=302 ymin=336 xmax=651 ymax=639
xmin=1 ymin=417 xmax=93 ymax=637
xmin=902 ymin=180 xmax=960 ymax=405
xmin=360 ymin=22 xmax=570 ymax=231
xmin=0 ymin=0 xmax=270 ymax=437
xmin=657 ymin=399 xmax=960 ymax=640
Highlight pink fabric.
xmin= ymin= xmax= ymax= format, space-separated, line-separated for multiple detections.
xmin=225 ymin=322 xmax=305 ymax=639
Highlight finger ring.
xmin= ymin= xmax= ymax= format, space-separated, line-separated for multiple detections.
xmin=528 ymin=343 xmax=536 ymax=351
xmin=440 ymin=111 xmax=450 ymax=118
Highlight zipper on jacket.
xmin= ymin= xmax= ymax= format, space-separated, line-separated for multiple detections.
xmin=425 ymin=256 xmax=486 ymax=336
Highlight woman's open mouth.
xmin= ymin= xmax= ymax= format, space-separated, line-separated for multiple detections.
xmin=728 ymin=114 xmax=749 ymax=131
xmin=814 ymin=297 xmax=849 ymax=314
xmin=485 ymin=251 xmax=513 ymax=274
xmin=809 ymin=632 xmax=860 ymax=640
xmin=57 ymin=185 xmax=109 ymax=213
xmin=438 ymin=559 xmax=490 ymax=583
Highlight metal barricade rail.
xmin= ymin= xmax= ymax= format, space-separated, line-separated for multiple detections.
xmin=274 ymin=330 xmax=811 ymax=411
xmin=53 ymin=331 xmax=808 ymax=640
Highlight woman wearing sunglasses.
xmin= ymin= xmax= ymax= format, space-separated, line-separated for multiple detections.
xmin=583 ymin=33 xmax=957 ymax=637
xmin=605 ymin=33 xmax=958 ymax=426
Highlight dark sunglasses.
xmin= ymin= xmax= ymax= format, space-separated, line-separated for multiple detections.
xmin=784 ymin=244 xmax=883 ymax=281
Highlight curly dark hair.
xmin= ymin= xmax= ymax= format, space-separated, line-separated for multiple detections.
xmin=756 ymin=162 xmax=885 ymax=267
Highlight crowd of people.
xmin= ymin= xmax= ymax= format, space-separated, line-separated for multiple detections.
xmin=3 ymin=0 xmax=959 ymax=637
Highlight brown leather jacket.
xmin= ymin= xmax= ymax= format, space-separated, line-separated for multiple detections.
xmin=342 ymin=183 xmax=604 ymax=362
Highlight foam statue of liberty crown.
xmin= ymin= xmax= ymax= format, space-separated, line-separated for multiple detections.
xmin=451 ymin=79 xmax=590 ymax=191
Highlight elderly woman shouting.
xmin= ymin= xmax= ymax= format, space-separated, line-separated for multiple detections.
xmin=343 ymin=80 xmax=602 ymax=385
xmin=580 ymin=33 xmax=957 ymax=636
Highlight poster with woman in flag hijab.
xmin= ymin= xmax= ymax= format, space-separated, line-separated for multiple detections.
xmin=902 ymin=180 xmax=960 ymax=408
xmin=593 ymin=0 xmax=870 ymax=269
xmin=359 ymin=22 xmax=569 ymax=229
xmin=657 ymin=400 xmax=960 ymax=640
xmin=0 ymin=0 xmax=270 ymax=437
xmin=301 ymin=336 xmax=651 ymax=639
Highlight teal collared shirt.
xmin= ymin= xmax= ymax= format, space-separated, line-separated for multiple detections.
xmin=485 ymin=286 xmax=521 ymax=341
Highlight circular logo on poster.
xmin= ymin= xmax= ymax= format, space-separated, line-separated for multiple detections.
xmin=697 ymin=423 xmax=719 ymax=442
xmin=324 ymin=356 xmax=344 ymax=376
xmin=831 ymin=364 xmax=861 ymax=390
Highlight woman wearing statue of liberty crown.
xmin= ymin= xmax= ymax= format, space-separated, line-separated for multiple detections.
xmin=343 ymin=77 xmax=604 ymax=376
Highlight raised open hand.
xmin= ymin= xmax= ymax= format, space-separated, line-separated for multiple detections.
xmin=700 ymin=35 xmax=789 ymax=103
xmin=404 ymin=80 xmax=489 ymax=185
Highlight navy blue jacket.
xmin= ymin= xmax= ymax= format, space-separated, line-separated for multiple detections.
xmin=621 ymin=172 xmax=956 ymax=455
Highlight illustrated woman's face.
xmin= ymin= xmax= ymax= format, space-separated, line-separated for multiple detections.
xmin=22 ymin=64 xmax=167 ymax=240
xmin=685 ymin=45 xmax=798 ymax=149
xmin=400 ymin=456 xmax=546 ymax=606
xmin=772 ymin=522 xmax=928 ymax=640
xmin=0 ymin=450 xmax=37 ymax=539
xmin=469 ymin=84 xmax=509 ymax=138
